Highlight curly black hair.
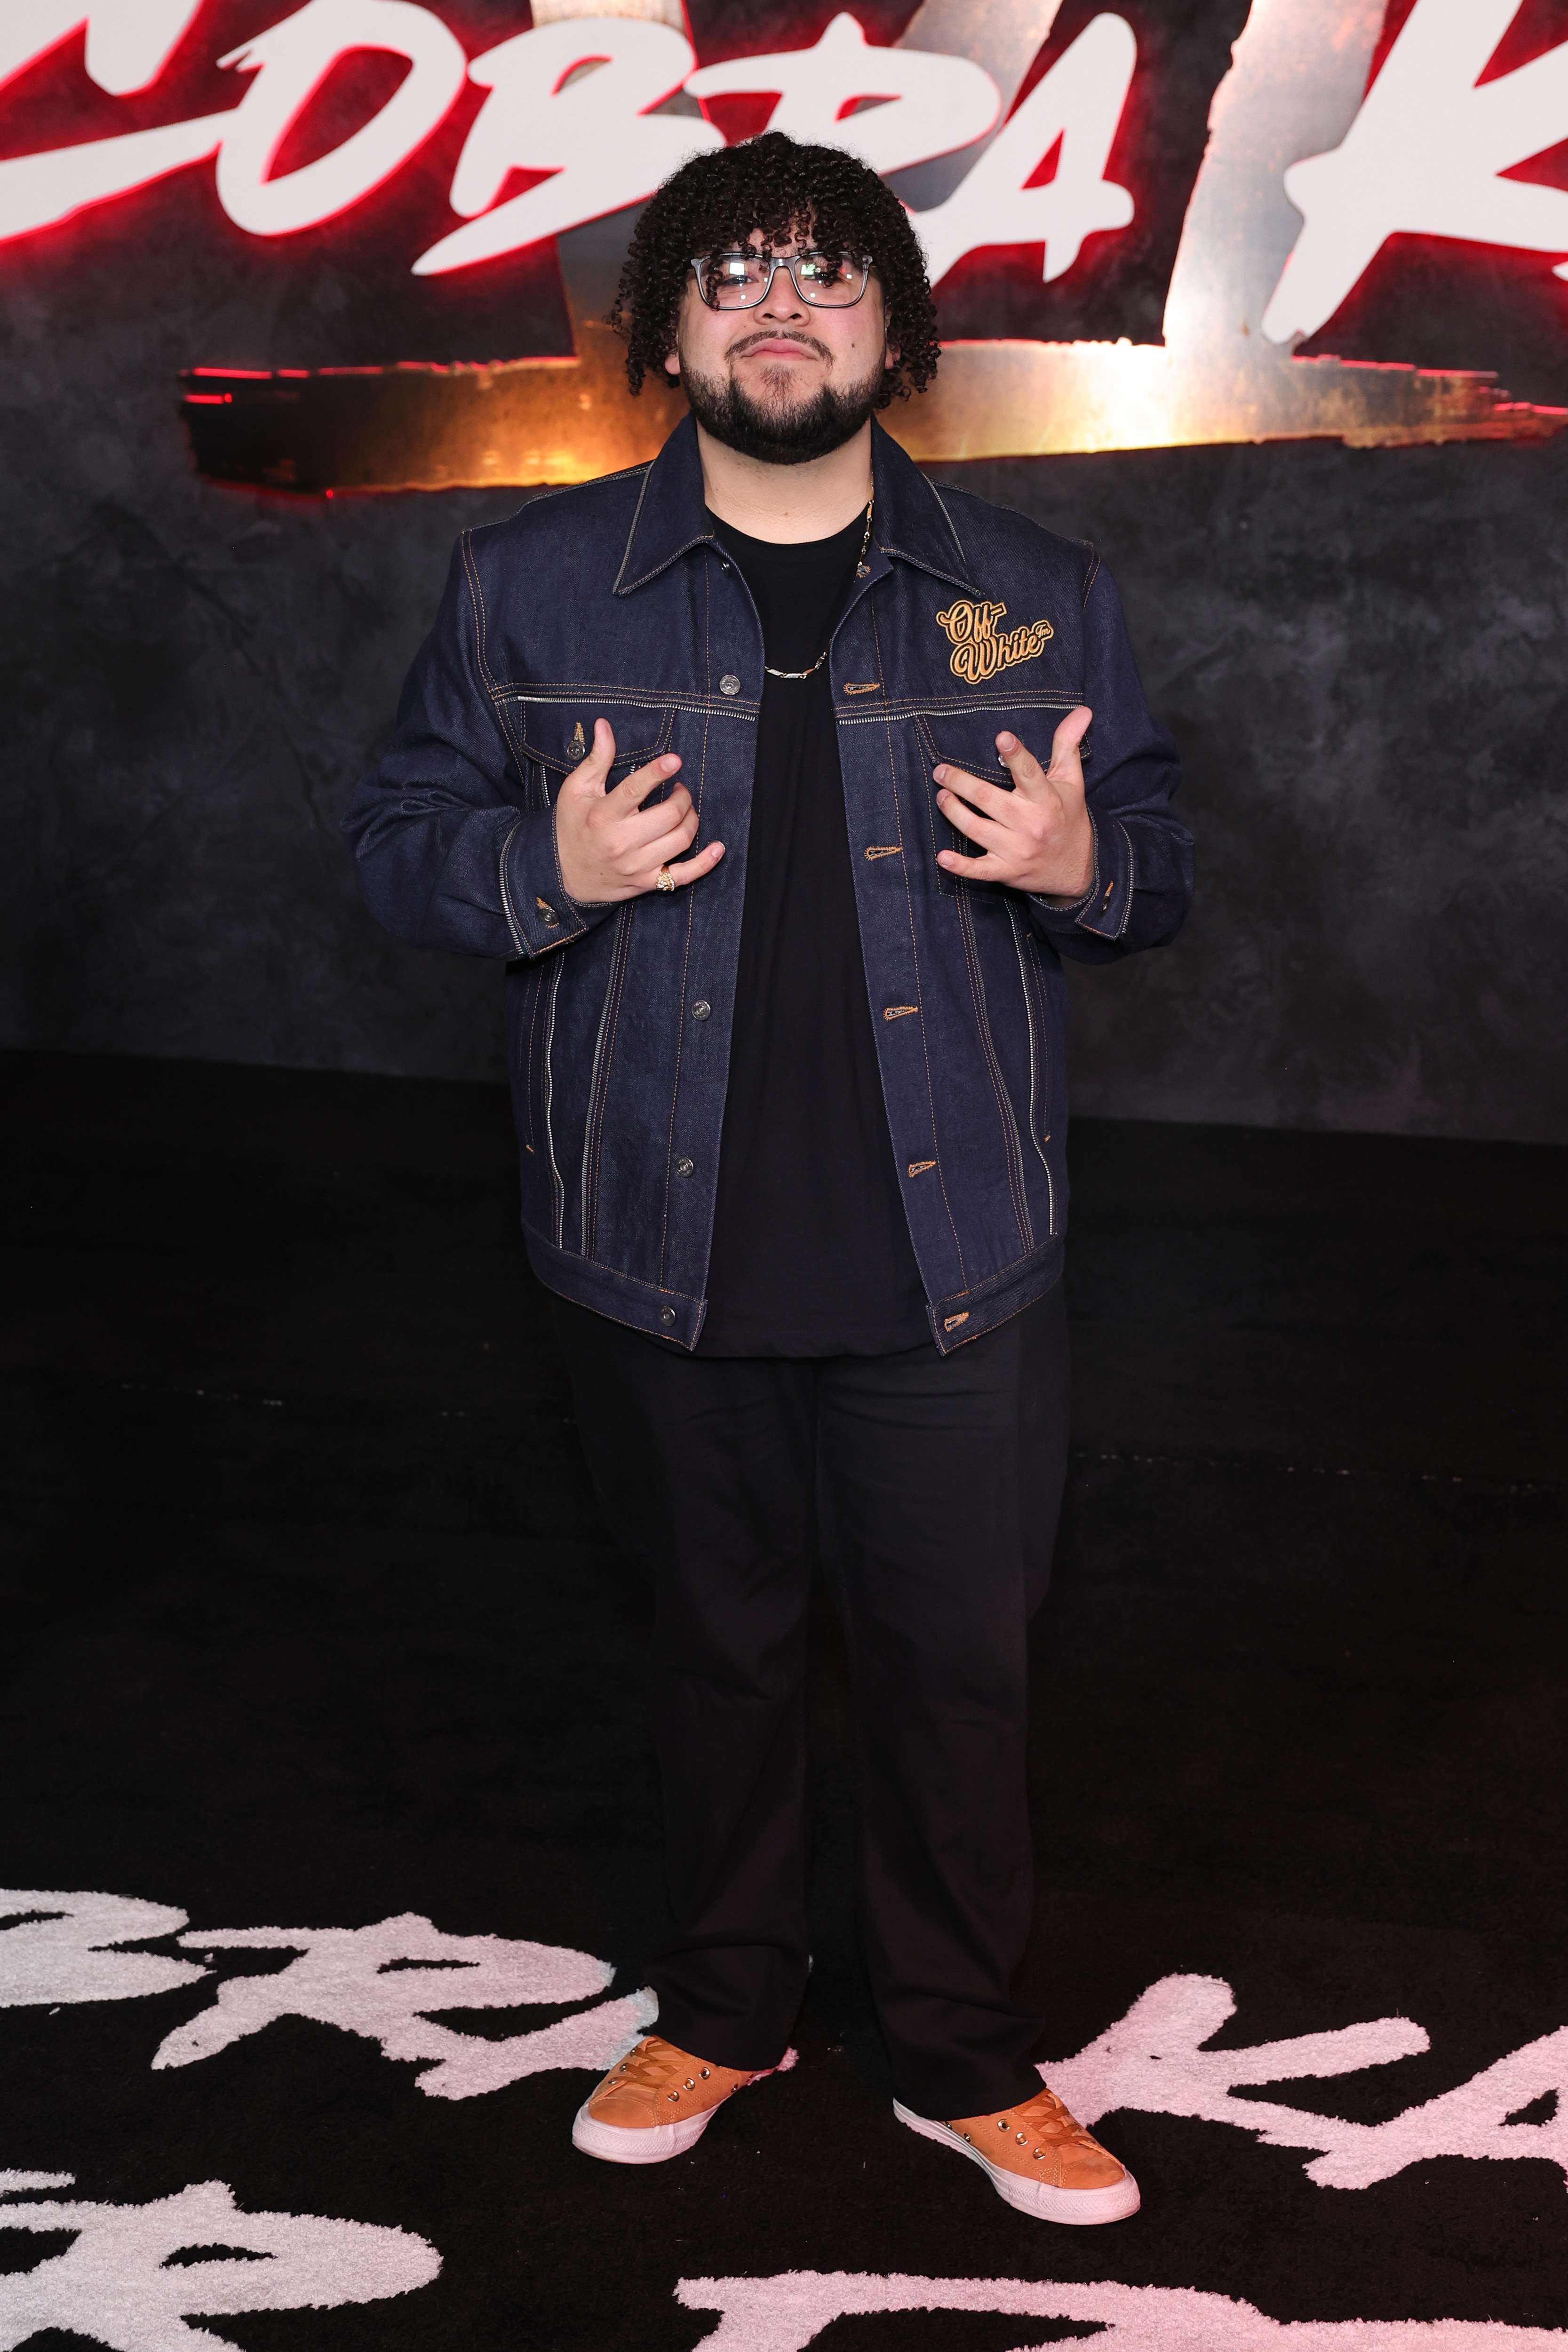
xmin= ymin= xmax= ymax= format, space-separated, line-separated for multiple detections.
xmin=609 ymin=130 xmax=940 ymax=407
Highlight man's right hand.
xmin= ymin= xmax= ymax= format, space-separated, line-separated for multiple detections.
xmin=555 ymin=718 xmax=725 ymax=904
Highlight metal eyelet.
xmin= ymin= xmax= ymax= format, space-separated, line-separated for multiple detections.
xmin=700 ymin=2067 xmax=710 ymax=2078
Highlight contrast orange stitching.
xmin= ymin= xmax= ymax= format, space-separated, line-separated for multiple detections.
xmin=523 ymin=963 xmax=543 ymax=1150
xmin=908 ymin=1160 xmax=936 ymax=1176
xmin=865 ymin=844 xmax=902 ymax=859
xmin=870 ymin=595 xmax=965 ymax=1283
xmin=520 ymin=1273 xmax=703 ymax=1345
xmin=943 ymin=1311 xmax=970 ymax=1331
xmin=843 ymin=682 xmax=881 ymax=695
xmin=937 ymin=1229 xmax=1060 ymax=1304
xmin=883 ymin=1005 xmax=918 ymax=1021
xmin=658 ymin=571 xmax=711 ymax=1289
xmin=583 ymin=907 xmax=634 ymax=1260
xmin=460 ymin=532 xmax=496 ymax=696
xmin=955 ymin=888 xmax=1032 ymax=1252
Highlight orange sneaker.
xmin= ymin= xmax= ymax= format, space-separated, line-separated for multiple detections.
xmin=895 ymin=2082 xmax=1140 ymax=2224
xmin=572 ymin=2034 xmax=774 ymax=2165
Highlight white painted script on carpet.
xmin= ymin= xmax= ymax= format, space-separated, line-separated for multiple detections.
xmin=0 ymin=2171 xmax=438 ymax=2351
xmin=2 ymin=1891 xmax=1564 ymax=2192
xmin=675 ymin=2271 xmax=1568 ymax=2351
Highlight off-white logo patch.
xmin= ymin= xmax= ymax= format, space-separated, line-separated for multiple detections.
xmin=934 ymin=598 xmax=1053 ymax=682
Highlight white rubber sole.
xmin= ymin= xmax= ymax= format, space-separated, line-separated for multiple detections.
xmin=572 ymin=2053 xmax=790 ymax=2167
xmin=893 ymin=2100 xmax=1142 ymax=2225
xmin=572 ymin=2100 xmax=722 ymax=2164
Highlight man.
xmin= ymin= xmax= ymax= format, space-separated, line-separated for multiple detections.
xmin=343 ymin=130 xmax=1192 ymax=2225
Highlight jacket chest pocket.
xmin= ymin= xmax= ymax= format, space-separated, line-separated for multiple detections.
xmin=501 ymin=695 xmax=676 ymax=812
xmin=913 ymin=706 xmax=1087 ymax=897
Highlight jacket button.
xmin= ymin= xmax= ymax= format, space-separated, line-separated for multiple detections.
xmin=675 ymin=1156 xmax=695 ymax=1177
xmin=718 ymin=673 xmax=741 ymax=697
xmin=535 ymin=896 xmax=559 ymax=928
xmin=692 ymin=1000 xmax=711 ymax=1021
xmin=660 ymin=1306 xmax=677 ymax=1326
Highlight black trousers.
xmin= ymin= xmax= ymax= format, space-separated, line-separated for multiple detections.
xmin=550 ymin=1284 xmax=1070 ymax=2118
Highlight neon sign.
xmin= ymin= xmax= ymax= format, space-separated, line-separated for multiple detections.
xmin=4 ymin=0 xmax=1566 ymax=488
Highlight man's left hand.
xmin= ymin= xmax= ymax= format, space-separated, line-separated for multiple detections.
xmin=934 ymin=707 xmax=1095 ymax=898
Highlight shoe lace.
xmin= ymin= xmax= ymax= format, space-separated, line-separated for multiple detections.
xmin=957 ymin=2085 xmax=1098 ymax=2162
xmin=604 ymin=2039 xmax=680 ymax=2093
xmin=1015 ymin=2086 xmax=1104 ymax=2153
xmin=600 ymin=2038 xmax=714 ymax=2101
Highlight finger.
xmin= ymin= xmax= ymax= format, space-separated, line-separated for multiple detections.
xmin=657 ymin=841 xmax=726 ymax=890
xmin=616 ymin=784 xmax=693 ymax=846
xmin=566 ymin=715 xmax=618 ymax=795
xmin=936 ymin=846 xmax=1008 ymax=878
xmin=933 ymin=764 xmax=1015 ymax=821
xmin=1045 ymin=705 xmax=1092 ymax=777
xmin=935 ymin=791 xmax=1008 ymax=851
xmin=992 ymin=731 xmax=1046 ymax=787
xmin=636 ymin=805 xmax=702 ymax=866
xmin=608 ymin=750 xmax=683 ymax=808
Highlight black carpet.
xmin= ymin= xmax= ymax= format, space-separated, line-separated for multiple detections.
xmin=3 ymin=1049 xmax=1565 ymax=2352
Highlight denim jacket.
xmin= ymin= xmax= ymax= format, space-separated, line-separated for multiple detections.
xmin=342 ymin=414 xmax=1193 ymax=1352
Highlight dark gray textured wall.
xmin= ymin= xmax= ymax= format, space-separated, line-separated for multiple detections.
xmin=4 ymin=0 xmax=1567 ymax=1139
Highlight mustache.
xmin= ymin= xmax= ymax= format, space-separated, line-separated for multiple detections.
xmin=725 ymin=327 xmax=834 ymax=365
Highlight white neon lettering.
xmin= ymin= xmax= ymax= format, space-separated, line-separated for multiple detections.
xmin=0 ymin=111 xmax=231 ymax=244
xmin=675 ymin=2270 xmax=1568 ymax=2351
xmin=911 ymin=11 xmax=1137 ymax=287
xmin=0 ymin=0 xmax=206 ymax=99
xmin=684 ymin=11 xmax=1000 ymax=177
xmin=215 ymin=0 xmax=468 ymax=238
xmin=1262 ymin=0 xmax=1568 ymax=342
xmin=0 ymin=2176 xmax=439 ymax=2346
xmin=412 ymin=17 xmax=722 ymax=275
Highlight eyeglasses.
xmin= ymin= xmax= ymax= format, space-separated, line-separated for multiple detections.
xmin=692 ymin=250 xmax=873 ymax=310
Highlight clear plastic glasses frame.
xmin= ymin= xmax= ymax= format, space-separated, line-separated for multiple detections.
xmin=692 ymin=250 xmax=873 ymax=310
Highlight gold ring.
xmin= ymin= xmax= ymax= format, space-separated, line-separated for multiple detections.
xmin=655 ymin=865 xmax=676 ymax=893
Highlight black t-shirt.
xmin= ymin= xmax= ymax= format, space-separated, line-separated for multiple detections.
xmin=696 ymin=507 xmax=930 ymax=1358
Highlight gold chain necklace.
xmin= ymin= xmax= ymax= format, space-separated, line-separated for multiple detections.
xmin=761 ymin=492 xmax=875 ymax=680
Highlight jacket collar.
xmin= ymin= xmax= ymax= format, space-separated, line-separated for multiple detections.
xmin=612 ymin=412 xmax=983 ymax=599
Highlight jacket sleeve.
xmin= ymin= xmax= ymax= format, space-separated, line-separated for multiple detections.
xmin=340 ymin=532 xmax=617 ymax=962
xmin=1025 ymin=557 xmax=1194 ymax=964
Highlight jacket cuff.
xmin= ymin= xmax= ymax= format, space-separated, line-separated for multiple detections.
xmin=1027 ymin=814 xmax=1133 ymax=943
xmin=499 ymin=810 xmax=618 ymax=957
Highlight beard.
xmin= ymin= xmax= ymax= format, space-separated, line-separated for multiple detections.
xmin=679 ymin=349 xmax=883 ymax=466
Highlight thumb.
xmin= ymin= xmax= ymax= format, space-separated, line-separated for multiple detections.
xmin=1048 ymin=705 xmax=1091 ymax=781
xmin=563 ymin=716 xmax=615 ymax=800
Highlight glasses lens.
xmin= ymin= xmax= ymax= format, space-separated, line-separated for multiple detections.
xmin=697 ymin=252 xmax=869 ymax=307
xmin=703 ymin=253 xmax=769 ymax=308
xmin=796 ymin=253 xmax=867 ymax=304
